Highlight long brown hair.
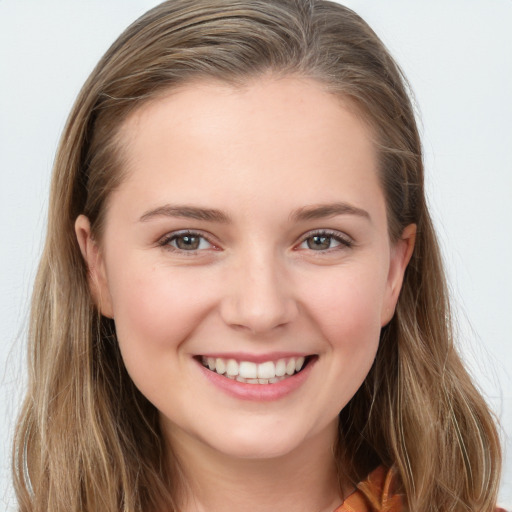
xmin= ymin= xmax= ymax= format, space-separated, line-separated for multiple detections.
xmin=13 ymin=1 xmax=501 ymax=511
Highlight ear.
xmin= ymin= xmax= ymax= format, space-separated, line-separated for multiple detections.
xmin=75 ymin=215 xmax=114 ymax=318
xmin=381 ymin=224 xmax=416 ymax=326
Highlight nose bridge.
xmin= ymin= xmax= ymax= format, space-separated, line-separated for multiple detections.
xmin=220 ymin=243 xmax=298 ymax=334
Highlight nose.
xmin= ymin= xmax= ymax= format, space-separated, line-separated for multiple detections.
xmin=219 ymin=249 xmax=299 ymax=335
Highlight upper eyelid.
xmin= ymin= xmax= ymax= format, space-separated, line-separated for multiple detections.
xmin=158 ymin=229 xmax=217 ymax=249
xmin=298 ymin=228 xmax=353 ymax=243
xmin=159 ymin=229 xmax=214 ymax=241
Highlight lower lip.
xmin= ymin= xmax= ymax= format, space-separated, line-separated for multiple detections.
xmin=196 ymin=357 xmax=316 ymax=402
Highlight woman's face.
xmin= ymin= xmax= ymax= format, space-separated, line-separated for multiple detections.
xmin=77 ymin=76 xmax=414 ymax=461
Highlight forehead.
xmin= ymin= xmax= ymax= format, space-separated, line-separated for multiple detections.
xmin=122 ymin=76 xmax=373 ymax=145
xmin=112 ymin=76 xmax=383 ymax=225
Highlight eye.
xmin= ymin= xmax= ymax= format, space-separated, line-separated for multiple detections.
xmin=159 ymin=231 xmax=215 ymax=252
xmin=298 ymin=230 xmax=353 ymax=251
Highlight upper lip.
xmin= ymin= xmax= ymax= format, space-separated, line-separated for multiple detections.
xmin=196 ymin=352 xmax=313 ymax=363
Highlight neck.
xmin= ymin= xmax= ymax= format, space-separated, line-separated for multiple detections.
xmin=165 ymin=421 xmax=347 ymax=512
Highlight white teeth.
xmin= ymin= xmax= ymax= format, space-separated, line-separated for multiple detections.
xmin=201 ymin=355 xmax=309 ymax=383
xmin=239 ymin=361 xmax=257 ymax=379
xmin=226 ymin=359 xmax=239 ymax=376
xmin=257 ymin=361 xmax=276 ymax=379
xmin=236 ymin=375 xmax=286 ymax=384
xmin=215 ymin=358 xmax=226 ymax=375
xmin=275 ymin=359 xmax=286 ymax=377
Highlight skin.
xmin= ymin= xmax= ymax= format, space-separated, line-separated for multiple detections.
xmin=76 ymin=76 xmax=415 ymax=512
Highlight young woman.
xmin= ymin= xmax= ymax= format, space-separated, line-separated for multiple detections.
xmin=12 ymin=1 xmax=503 ymax=511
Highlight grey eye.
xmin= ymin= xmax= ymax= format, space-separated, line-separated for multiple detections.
xmin=164 ymin=233 xmax=213 ymax=251
xmin=307 ymin=235 xmax=332 ymax=250
xmin=174 ymin=234 xmax=201 ymax=250
xmin=298 ymin=231 xmax=352 ymax=252
xmin=304 ymin=234 xmax=343 ymax=251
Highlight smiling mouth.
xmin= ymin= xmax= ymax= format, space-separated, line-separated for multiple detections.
xmin=199 ymin=355 xmax=314 ymax=384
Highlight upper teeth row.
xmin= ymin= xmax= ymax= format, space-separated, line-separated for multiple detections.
xmin=201 ymin=356 xmax=306 ymax=379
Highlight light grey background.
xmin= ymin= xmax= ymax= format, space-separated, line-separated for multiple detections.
xmin=1 ymin=0 xmax=511 ymax=509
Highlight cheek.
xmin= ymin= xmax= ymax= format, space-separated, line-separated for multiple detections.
xmin=302 ymin=264 xmax=387 ymax=408
xmin=105 ymin=259 xmax=217 ymax=366
xmin=105 ymin=259 xmax=225 ymax=409
xmin=300 ymin=261 xmax=387 ymax=344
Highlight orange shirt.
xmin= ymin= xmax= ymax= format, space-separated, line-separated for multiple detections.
xmin=334 ymin=466 xmax=508 ymax=512
xmin=335 ymin=466 xmax=402 ymax=512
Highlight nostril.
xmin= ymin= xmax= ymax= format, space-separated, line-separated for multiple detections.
xmin=218 ymin=266 xmax=299 ymax=334
xmin=220 ymin=297 xmax=299 ymax=335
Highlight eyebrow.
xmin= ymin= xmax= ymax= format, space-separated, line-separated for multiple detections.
xmin=139 ymin=205 xmax=231 ymax=223
xmin=290 ymin=202 xmax=371 ymax=222
xmin=139 ymin=201 xmax=370 ymax=224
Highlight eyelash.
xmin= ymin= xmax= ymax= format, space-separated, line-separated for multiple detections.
xmin=158 ymin=229 xmax=353 ymax=254
xmin=296 ymin=229 xmax=354 ymax=252
xmin=158 ymin=230 xmax=216 ymax=253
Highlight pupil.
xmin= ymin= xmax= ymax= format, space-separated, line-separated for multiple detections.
xmin=308 ymin=235 xmax=330 ymax=250
xmin=177 ymin=235 xmax=199 ymax=250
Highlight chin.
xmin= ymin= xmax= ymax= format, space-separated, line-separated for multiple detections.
xmin=214 ymin=438 xmax=300 ymax=460
xmin=201 ymin=421 xmax=317 ymax=461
